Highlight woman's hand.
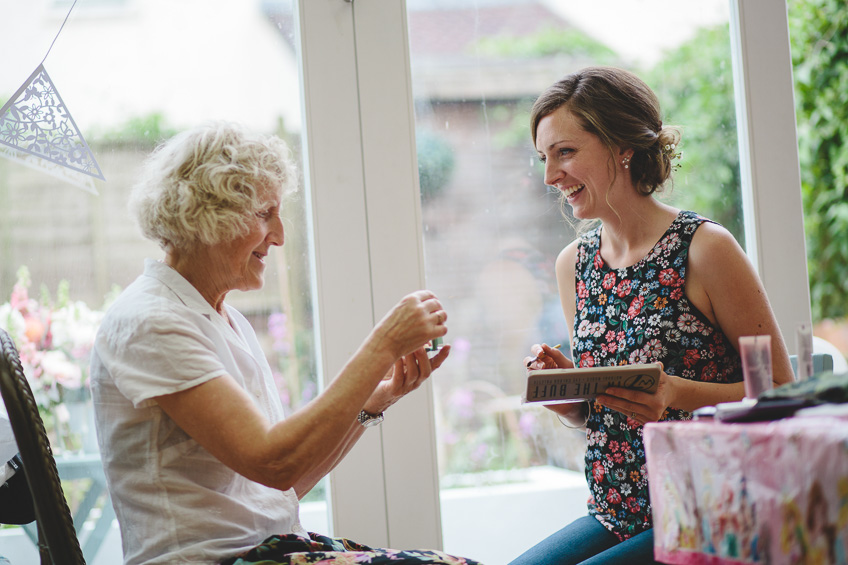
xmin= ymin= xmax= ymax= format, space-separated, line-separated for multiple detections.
xmin=524 ymin=342 xmax=571 ymax=371
xmin=596 ymin=366 xmax=675 ymax=425
xmin=370 ymin=291 xmax=448 ymax=360
xmin=546 ymin=399 xmax=591 ymax=428
xmin=363 ymin=344 xmax=450 ymax=414
xmin=524 ymin=344 xmax=588 ymax=426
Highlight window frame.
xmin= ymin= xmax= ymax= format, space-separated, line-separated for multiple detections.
xmin=295 ymin=0 xmax=441 ymax=549
xmin=730 ymin=0 xmax=811 ymax=338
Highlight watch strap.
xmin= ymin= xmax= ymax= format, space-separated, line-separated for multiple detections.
xmin=357 ymin=409 xmax=384 ymax=427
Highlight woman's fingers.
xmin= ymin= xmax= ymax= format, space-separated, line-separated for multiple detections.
xmin=417 ymin=292 xmax=448 ymax=333
xmin=429 ymin=344 xmax=450 ymax=369
xmin=429 ymin=303 xmax=447 ymax=326
xmin=525 ymin=343 xmax=571 ymax=370
xmin=404 ymin=352 xmax=422 ymax=382
xmin=383 ymin=348 xmax=431 ymax=397
xmin=379 ymin=291 xmax=448 ymax=357
xmin=597 ymin=391 xmax=661 ymax=424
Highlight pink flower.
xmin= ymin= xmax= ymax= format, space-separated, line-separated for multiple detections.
xmin=577 ymin=280 xmax=589 ymax=299
xmin=683 ymin=349 xmax=701 ymax=368
xmin=676 ymin=313 xmax=700 ymax=333
xmin=702 ymin=361 xmax=718 ymax=382
xmin=627 ymin=295 xmax=644 ymax=318
xmin=629 ymin=349 xmax=650 ymax=364
xmin=41 ymin=351 xmax=82 ymax=389
xmin=2 ymin=268 xmax=106 ymax=414
xmin=615 ymin=280 xmax=632 ymax=298
xmin=658 ymin=268 xmax=681 ymax=287
xmin=10 ymin=282 xmax=29 ymax=312
xmin=606 ymin=489 xmax=622 ymax=504
xmin=267 ymin=312 xmax=289 ymax=354
xmin=450 ymin=389 xmax=475 ymax=418
xmin=645 ymin=339 xmax=665 ymax=359
xmin=518 ymin=412 xmax=536 ymax=438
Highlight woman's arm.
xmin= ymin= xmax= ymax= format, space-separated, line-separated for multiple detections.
xmin=154 ymin=291 xmax=448 ymax=493
xmin=598 ymin=222 xmax=795 ymax=423
xmin=291 ymin=346 xmax=449 ymax=497
xmin=685 ymin=221 xmax=794 ymax=387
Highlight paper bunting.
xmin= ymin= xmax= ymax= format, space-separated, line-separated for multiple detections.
xmin=0 ymin=64 xmax=104 ymax=194
xmin=0 ymin=142 xmax=98 ymax=194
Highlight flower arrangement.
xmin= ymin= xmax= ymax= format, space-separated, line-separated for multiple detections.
xmin=0 ymin=266 xmax=106 ymax=443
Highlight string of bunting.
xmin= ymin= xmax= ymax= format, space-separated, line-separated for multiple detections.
xmin=0 ymin=0 xmax=104 ymax=194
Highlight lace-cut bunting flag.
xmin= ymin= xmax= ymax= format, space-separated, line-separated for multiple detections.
xmin=0 ymin=63 xmax=104 ymax=194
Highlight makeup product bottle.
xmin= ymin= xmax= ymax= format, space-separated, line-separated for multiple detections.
xmin=739 ymin=335 xmax=773 ymax=399
xmin=795 ymin=324 xmax=814 ymax=381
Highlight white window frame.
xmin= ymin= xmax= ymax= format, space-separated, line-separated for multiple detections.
xmin=296 ymin=0 xmax=809 ymax=549
xmin=295 ymin=0 xmax=441 ymax=549
xmin=730 ymin=0 xmax=812 ymax=340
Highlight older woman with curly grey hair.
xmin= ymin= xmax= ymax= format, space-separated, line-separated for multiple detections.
xmin=90 ymin=122 xmax=475 ymax=565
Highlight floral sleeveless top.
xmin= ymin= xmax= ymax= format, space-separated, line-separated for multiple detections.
xmin=573 ymin=210 xmax=742 ymax=540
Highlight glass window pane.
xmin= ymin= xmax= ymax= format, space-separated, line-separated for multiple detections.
xmin=407 ymin=1 xmax=737 ymax=562
xmin=0 ymin=1 xmax=325 ymax=561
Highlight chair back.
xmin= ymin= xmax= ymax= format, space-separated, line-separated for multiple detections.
xmin=0 ymin=329 xmax=86 ymax=564
xmin=789 ymin=352 xmax=834 ymax=378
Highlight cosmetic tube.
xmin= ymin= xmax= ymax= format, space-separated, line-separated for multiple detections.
xmin=739 ymin=335 xmax=773 ymax=399
xmin=795 ymin=324 xmax=813 ymax=381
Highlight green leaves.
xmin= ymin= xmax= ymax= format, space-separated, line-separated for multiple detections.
xmin=646 ymin=25 xmax=743 ymax=242
xmin=790 ymin=0 xmax=848 ymax=320
xmin=644 ymin=1 xmax=848 ymax=321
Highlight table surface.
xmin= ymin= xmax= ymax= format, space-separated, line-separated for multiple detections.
xmin=645 ymin=415 xmax=848 ymax=565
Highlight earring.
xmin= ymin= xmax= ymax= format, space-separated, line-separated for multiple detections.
xmin=622 ymin=156 xmax=631 ymax=169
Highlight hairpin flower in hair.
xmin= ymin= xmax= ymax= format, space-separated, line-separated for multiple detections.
xmin=662 ymin=144 xmax=682 ymax=172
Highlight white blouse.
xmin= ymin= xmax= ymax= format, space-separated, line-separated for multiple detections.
xmin=91 ymin=259 xmax=306 ymax=565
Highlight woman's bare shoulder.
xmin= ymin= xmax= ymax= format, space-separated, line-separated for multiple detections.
xmin=689 ymin=221 xmax=759 ymax=291
xmin=690 ymin=220 xmax=747 ymax=265
xmin=555 ymin=239 xmax=581 ymax=273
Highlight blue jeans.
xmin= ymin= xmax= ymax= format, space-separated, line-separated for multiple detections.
xmin=508 ymin=515 xmax=660 ymax=565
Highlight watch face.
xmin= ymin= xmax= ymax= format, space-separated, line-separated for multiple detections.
xmin=362 ymin=417 xmax=382 ymax=428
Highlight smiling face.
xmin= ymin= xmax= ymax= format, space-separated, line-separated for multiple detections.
xmin=206 ymin=182 xmax=285 ymax=296
xmin=535 ymin=105 xmax=629 ymax=220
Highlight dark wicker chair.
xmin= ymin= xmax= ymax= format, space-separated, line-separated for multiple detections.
xmin=0 ymin=328 xmax=86 ymax=564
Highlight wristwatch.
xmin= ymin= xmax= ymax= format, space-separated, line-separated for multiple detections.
xmin=357 ymin=409 xmax=384 ymax=428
